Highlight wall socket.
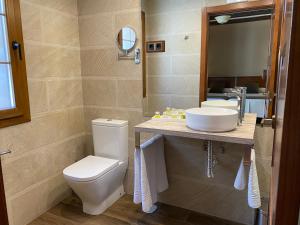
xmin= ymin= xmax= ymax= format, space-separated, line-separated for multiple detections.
xmin=146 ymin=40 xmax=165 ymax=53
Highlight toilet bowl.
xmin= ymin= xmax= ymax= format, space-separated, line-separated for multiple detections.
xmin=63 ymin=119 xmax=128 ymax=215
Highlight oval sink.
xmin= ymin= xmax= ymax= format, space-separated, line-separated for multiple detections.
xmin=185 ymin=107 xmax=238 ymax=132
xmin=201 ymin=100 xmax=238 ymax=110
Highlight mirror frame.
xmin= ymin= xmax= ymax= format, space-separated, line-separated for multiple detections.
xmin=199 ymin=0 xmax=280 ymax=118
xmin=116 ymin=26 xmax=137 ymax=54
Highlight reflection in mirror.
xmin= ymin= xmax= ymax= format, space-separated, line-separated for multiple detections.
xmin=207 ymin=8 xmax=273 ymax=120
xmin=142 ymin=0 xmax=205 ymax=116
xmin=117 ymin=26 xmax=137 ymax=53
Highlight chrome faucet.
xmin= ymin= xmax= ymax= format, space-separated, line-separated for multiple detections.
xmin=225 ymin=87 xmax=247 ymax=125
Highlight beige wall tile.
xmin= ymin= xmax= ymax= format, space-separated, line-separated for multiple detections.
xmin=0 ymin=108 xmax=85 ymax=161
xmin=20 ymin=1 xmax=42 ymax=42
xmin=115 ymin=11 xmax=141 ymax=34
xmin=170 ymin=96 xmax=199 ymax=109
xmin=144 ymin=0 xmax=204 ymax=14
xmin=36 ymin=0 xmax=78 ymax=15
xmin=117 ymin=80 xmax=142 ymax=108
xmin=204 ymin=0 xmax=227 ymax=7
xmin=81 ymin=49 xmax=115 ymax=76
xmin=24 ymin=44 xmax=44 ymax=78
xmin=48 ymin=79 xmax=83 ymax=110
xmin=147 ymin=95 xmax=171 ymax=113
xmin=42 ymin=47 xmax=81 ymax=77
xmin=147 ymin=56 xmax=171 ymax=76
xmin=2 ymin=136 xmax=85 ymax=197
xmin=146 ymin=14 xmax=172 ymax=36
xmin=25 ymin=45 xmax=81 ymax=78
xmin=148 ymin=77 xmax=172 ymax=95
xmin=28 ymin=80 xmax=48 ymax=115
xmin=9 ymin=174 xmax=71 ymax=225
xmin=124 ymin=168 xmax=134 ymax=194
xmin=255 ymin=126 xmax=274 ymax=158
xmin=256 ymin=157 xmax=272 ymax=197
xmin=82 ymin=79 xmax=117 ymax=107
xmin=78 ymin=0 xmax=140 ymax=16
xmin=172 ymin=55 xmax=200 ymax=75
xmin=79 ymin=14 xmax=114 ymax=47
xmin=81 ymin=48 xmax=141 ymax=77
xmin=167 ymin=33 xmax=201 ymax=54
xmin=41 ymin=9 xmax=79 ymax=47
xmin=148 ymin=76 xmax=199 ymax=95
xmin=171 ymin=10 xmax=202 ymax=34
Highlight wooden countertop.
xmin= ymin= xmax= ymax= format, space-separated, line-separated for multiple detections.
xmin=135 ymin=113 xmax=257 ymax=145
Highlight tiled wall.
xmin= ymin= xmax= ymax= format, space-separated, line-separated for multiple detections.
xmin=0 ymin=1 xmax=86 ymax=225
xmin=77 ymin=0 xmax=145 ymax=194
xmin=143 ymin=0 xmax=228 ymax=114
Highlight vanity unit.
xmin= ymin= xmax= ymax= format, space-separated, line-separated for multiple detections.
xmin=135 ymin=113 xmax=257 ymax=166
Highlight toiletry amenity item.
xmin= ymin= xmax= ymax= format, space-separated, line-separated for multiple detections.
xmin=152 ymin=108 xmax=186 ymax=120
xmin=234 ymin=157 xmax=246 ymax=190
xmin=152 ymin=112 xmax=161 ymax=119
xmin=134 ymin=135 xmax=168 ymax=213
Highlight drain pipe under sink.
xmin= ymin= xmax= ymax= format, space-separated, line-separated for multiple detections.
xmin=207 ymin=140 xmax=214 ymax=178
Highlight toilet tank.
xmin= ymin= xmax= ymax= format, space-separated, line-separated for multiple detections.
xmin=92 ymin=119 xmax=128 ymax=163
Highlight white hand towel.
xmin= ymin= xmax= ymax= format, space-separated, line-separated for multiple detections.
xmin=133 ymin=148 xmax=142 ymax=204
xmin=248 ymin=149 xmax=261 ymax=208
xmin=234 ymin=158 xmax=246 ymax=190
xmin=134 ymin=135 xmax=168 ymax=213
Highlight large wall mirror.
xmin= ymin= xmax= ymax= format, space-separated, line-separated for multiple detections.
xmin=141 ymin=0 xmax=279 ymax=120
xmin=200 ymin=0 xmax=278 ymax=120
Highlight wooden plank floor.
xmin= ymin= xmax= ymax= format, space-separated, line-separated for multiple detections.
xmin=29 ymin=195 xmax=246 ymax=225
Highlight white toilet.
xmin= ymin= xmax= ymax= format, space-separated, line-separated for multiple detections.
xmin=63 ymin=118 xmax=128 ymax=215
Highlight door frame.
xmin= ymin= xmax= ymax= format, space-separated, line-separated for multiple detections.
xmin=270 ymin=0 xmax=300 ymax=224
xmin=0 ymin=159 xmax=9 ymax=225
xmin=199 ymin=0 xmax=280 ymax=118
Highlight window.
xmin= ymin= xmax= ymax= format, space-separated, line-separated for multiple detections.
xmin=0 ymin=0 xmax=30 ymax=128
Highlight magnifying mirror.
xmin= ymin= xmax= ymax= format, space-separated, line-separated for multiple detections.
xmin=117 ymin=26 xmax=137 ymax=53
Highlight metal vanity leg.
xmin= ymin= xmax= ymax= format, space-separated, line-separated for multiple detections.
xmin=135 ymin=132 xmax=141 ymax=150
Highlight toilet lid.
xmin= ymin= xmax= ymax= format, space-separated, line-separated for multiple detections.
xmin=63 ymin=156 xmax=119 ymax=182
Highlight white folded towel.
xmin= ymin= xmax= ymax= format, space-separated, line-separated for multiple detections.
xmin=248 ymin=148 xmax=261 ymax=208
xmin=234 ymin=157 xmax=246 ymax=190
xmin=134 ymin=147 xmax=142 ymax=204
xmin=134 ymin=135 xmax=168 ymax=213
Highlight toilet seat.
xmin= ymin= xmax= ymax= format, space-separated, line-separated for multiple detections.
xmin=63 ymin=156 xmax=119 ymax=182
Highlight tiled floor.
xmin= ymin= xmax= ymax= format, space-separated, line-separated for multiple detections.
xmin=29 ymin=195 xmax=245 ymax=225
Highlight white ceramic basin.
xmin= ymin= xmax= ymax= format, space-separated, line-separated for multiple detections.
xmin=201 ymin=100 xmax=238 ymax=111
xmin=185 ymin=107 xmax=238 ymax=132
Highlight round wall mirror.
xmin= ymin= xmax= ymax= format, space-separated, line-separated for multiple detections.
xmin=117 ymin=26 xmax=137 ymax=53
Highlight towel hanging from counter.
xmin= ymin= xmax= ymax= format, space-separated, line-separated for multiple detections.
xmin=248 ymin=149 xmax=261 ymax=208
xmin=134 ymin=135 xmax=168 ymax=213
xmin=234 ymin=149 xmax=261 ymax=209
xmin=234 ymin=157 xmax=246 ymax=190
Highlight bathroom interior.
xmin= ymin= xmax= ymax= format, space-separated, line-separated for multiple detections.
xmin=0 ymin=0 xmax=299 ymax=225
